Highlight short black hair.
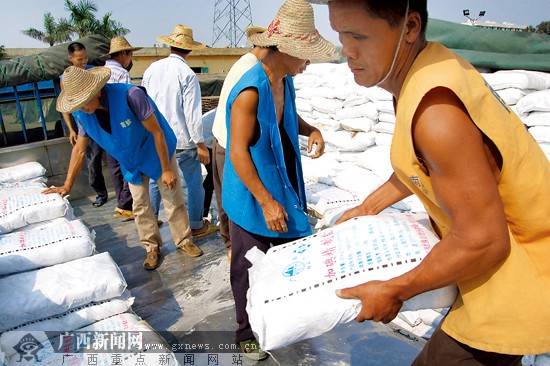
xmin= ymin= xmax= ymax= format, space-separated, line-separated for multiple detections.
xmin=68 ymin=42 xmax=86 ymax=55
xmin=338 ymin=0 xmax=428 ymax=33
xmin=170 ymin=46 xmax=192 ymax=55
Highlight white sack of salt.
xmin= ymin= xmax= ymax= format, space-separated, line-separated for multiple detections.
xmin=246 ymin=212 xmax=458 ymax=350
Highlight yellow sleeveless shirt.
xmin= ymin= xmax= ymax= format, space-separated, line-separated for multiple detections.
xmin=391 ymin=42 xmax=550 ymax=354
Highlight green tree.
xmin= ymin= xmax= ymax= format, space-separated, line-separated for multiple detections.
xmin=21 ymin=12 xmax=72 ymax=46
xmin=64 ymin=0 xmax=128 ymax=38
xmin=536 ymin=21 xmax=550 ymax=36
xmin=21 ymin=0 xmax=129 ymax=46
xmin=64 ymin=0 xmax=98 ymax=38
xmin=95 ymin=13 xmax=130 ymax=38
xmin=0 ymin=45 xmax=6 ymax=59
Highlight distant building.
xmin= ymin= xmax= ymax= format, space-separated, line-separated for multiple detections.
xmin=463 ymin=20 xmax=527 ymax=32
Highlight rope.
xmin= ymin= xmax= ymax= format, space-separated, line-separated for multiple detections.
xmin=0 ymin=54 xmax=50 ymax=88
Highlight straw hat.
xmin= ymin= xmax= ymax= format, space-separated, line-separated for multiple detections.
xmin=101 ymin=36 xmax=142 ymax=58
xmin=56 ymin=66 xmax=111 ymax=114
xmin=247 ymin=0 xmax=335 ymax=61
xmin=245 ymin=26 xmax=266 ymax=38
xmin=156 ymin=24 xmax=206 ymax=50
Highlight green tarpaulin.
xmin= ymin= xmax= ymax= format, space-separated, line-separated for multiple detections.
xmin=427 ymin=19 xmax=550 ymax=72
xmin=0 ymin=35 xmax=109 ymax=88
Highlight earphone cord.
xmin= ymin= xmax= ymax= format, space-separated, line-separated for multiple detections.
xmin=373 ymin=0 xmax=410 ymax=87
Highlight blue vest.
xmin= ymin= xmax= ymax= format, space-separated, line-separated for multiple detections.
xmin=222 ymin=62 xmax=311 ymax=238
xmin=74 ymin=83 xmax=177 ymax=184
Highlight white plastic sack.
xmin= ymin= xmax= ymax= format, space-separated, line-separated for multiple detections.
xmin=0 ymin=162 xmax=46 ymax=183
xmin=0 ymin=290 xmax=134 ymax=358
xmin=517 ymin=89 xmax=550 ymax=116
xmin=496 ymin=88 xmax=532 ymax=106
xmin=0 ymin=192 xmax=70 ymax=234
xmin=374 ymin=132 xmax=394 ymax=146
xmin=373 ymin=121 xmax=396 ymax=134
xmin=378 ymin=111 xmax=396 ymax=123
xmin=356 ymin=145 xmax=393 ymax=181
xmin=247 ymin=212 xmax=458 ymax=350
xmin=0 ymin=219 xmax=95 ymax=276
xmin=295 ymin=97 xmax=313 ymax=112
xmin=3 ymin=313 xmax=179 ymax=366
xmin=482 ymin=70 xmax=550 ymax=91
xmin=529 ymin=126 xmax=550 ymax=143
xmin=11 ymin=217 xmax=69 ymax=233
xmin=339 ymin=117 xmax=376 ymax=133
xmin=310 ymin=96 xmax=343 ymax=115
xmin=0 ymin=185 xmax=45 ymax=200
xmin=334 ymin=102 xmax=378 ymax=121
xmin=331 ymin=165 xmax=383 ymax=198
xmin=324 ymin=130 xmax=376 ymax=152
xmin=0 ymin=180 xmax=46 ymax=190
xmin=0 ymin=252 xmax=127 ymax=332
xmin=305 ymin=180 xmax=360 ymax=218
xmin=374 ymin=99 xmax=395 ymax=114
xmin=523 ymin=112 xmax=550 ymax=127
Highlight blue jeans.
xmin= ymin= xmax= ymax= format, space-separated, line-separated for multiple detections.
xmin=149 ymin=148 xmax=205 ymax=230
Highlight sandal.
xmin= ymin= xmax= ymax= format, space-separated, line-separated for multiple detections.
xmin=239 ymin=339 xmax=268 ymax=361
xmin=92 ymin=196 xmax=107 ymax=207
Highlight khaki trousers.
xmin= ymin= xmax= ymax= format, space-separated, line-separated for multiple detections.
xmin=128 ymin=156 xmax=193 ymax=253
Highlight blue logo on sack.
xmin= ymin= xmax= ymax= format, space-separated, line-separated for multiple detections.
xmin=283 ymin=262 xmax=305 ymax=277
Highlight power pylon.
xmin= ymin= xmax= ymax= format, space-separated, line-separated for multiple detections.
xmin=212 ymin=0 xmax=253 ymax=47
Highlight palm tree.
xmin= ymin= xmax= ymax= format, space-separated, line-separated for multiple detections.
xmin=21 ymin=12 xmax=72 ymax=46
xmin=95 ymin=13 xmax=129 ymax=38
xmin=64 ymin=0 xmax=98 ymax=38
xmin=21 ymin=0 xmax=130 ymax=46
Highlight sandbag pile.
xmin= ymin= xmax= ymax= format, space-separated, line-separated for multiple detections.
xmin=0 ymin=161 xmax=179 ymax=366
xmin=292 ymin=65 xmax=550 ymax=349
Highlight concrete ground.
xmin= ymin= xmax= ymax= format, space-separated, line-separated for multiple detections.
xmin=72 ymin=193 xmax=425 ymax=366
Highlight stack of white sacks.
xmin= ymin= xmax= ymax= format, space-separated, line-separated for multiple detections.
xmin=0 ymin=162 xmax=178 ymax=365
xmin=293 ymin=64 xmax=550 ymax=357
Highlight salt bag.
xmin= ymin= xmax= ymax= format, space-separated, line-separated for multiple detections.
xmin=0 ymin=219 xmax=96 ymax=276
xmin=246 ymin=212 xmax=458 ymax=351
xmin=0 ymin=252 xmax=127 ymax=332
xmin=0 ymin=162 xmax=46 ymax=183
xmin=0 ymin=191 xmax=69 ymax=234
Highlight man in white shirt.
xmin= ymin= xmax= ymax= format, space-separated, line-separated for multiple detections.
xmin=211 ymin=26 xmax=268 ymax=260
xmin=101 ymin=36 xmax=142 ymax=220
xmin=142 ymin=24 xmax=218 ymax=238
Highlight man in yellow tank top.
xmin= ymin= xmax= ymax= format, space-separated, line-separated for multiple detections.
xmin=328 ymin=0 xmax=550 ymax=364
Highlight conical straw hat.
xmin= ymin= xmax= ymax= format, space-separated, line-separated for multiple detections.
xmin=248 ymin=0 xmax=335 ymax=61
xmin=101 ymin=36 xmax=142 ymax=57
xmin=56 ymin=66 xmax=111 ymax=113
xmin=156 ymin=24 xmax=206 ymax=50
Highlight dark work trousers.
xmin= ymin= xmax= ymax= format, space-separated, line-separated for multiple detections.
xmin=106 ymin=153 xmax=133 ymax=211
xmin=212 ymin=138 xmax=231 ymax=249
xmin=202 ymin=147 xmax=214 ymax=218
xmin=86 ymin=139 xmax=108 ymax=200
xmin=230 ymin=223 xmax=300 ymax=343
xmin=412 ymin=323 xmax=523 ymax=366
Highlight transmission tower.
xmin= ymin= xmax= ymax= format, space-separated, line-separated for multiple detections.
xmin=212 ymin=0 xmax=253 ymax=47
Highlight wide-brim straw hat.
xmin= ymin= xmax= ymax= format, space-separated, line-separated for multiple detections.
xmin=57 ymin=66 xmax=111 ymax=114
xmin=245 ymin=26 xmax=266 ymax=38
xmin=157 ymin=24 xmax=206 ymax=50
xmin=248 ymin=0 xmax=335 ymax=61
xmin=101 ymin=36 xmax=142 ymax=58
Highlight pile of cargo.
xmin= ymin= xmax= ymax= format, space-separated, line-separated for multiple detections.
xmin=0 ymin=162 xmax=179 ymax=366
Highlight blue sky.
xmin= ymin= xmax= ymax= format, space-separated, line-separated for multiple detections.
xmin=2 ymin=0 xmax=549 ymax=48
